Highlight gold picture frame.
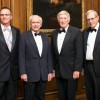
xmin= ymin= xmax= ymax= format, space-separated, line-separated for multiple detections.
xmin=27 ymin=0 xmax=86 ymax=32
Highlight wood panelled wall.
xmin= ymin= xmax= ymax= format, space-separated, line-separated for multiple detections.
xmin=0 ymin=0 xmax=100 ymax=31
xmin=0 ymin=0 xmax=27 ymax=32
xmin=84 ymin=0 xmax=100 ymax=27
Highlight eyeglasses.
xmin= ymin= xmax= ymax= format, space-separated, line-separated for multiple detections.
xmin=0 ymin=14 xmax=11 ymax=16
xmin=87 ymin=17 xmax=96 ymax=22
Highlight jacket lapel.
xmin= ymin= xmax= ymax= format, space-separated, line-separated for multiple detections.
xmin=40 ymin=33 xmax=45 ymax=57
xmin=60 ymin=26 xmax=71 ymax=54
xmin=94 ymin=26 xmax=100 ymax=51
xmin=84 ymin=29 xmax=89 ymax=53
xmin=0 ymin=26 xmax=8 ymax=50
xmin=11 ymin=26 xmax=16 ymax=51
xmin=28 ymin=31 xmax=40 ymax=56
xmin=53 ymin=30 xmax=59 ymax=54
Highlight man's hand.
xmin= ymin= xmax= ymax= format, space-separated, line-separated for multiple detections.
xmin=48 ymin=73 xmax=53 ymax=81
xmin=21 ymin=74 xmax=28 ymax=82
xmin=73 ymin=71 xmax=80 ymax=80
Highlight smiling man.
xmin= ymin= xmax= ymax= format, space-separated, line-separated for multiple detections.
xmin=51 ymin=10 xmax=83 ymax=100
xmin=0 ymin=7 xmax=20 ymax=100
xmin=83 ymin=10 xmax=100 ymax=100
xmin=19 ymin=15 xmax=53 ymax=100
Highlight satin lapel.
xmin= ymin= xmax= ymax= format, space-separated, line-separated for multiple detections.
xmin=84 ymin=30 xmax=89 ymax=53
xmin=28 ymin=31 xmax=40 ymax=56
xmin=60 ymin=27 xmax=71 ymax=54
xmin=54 ymin=30 xmax=59 ymax=54
xmin=0 ymin=26 xmax=8 ymax=50
xmin=41 ymin=33 xmax=45 ymax=57
xmin=94 ymin=26 xmax=100 ymax=50
xmin=11 ymin=27 xmax=16 ymax=51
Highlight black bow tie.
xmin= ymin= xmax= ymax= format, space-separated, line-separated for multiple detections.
xmin=89 ymin=28 xmax=96 ymax=32
xmin=59 ymin=29 xmax=65 ymax=33
xmin=35 ymin=33 xmax=41 ymax=36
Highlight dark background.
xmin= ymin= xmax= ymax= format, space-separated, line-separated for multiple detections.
xmin=33 ymin=0 xmax=82 ymax=29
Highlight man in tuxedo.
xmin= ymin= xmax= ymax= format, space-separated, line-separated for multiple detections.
xmin=51 ymin=10 xmax=83 ymax=100
xmin=19 ymin=15 xmax=53 ymax=100
xmin=83 ymin=10 xmax=100 ymax=100
xmin=0 ymin=7 xmax=20 ymax=100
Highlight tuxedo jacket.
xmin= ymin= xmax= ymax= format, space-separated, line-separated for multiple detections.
xmin=51 ymin=25 xmax=83 ymax=79
xmin=19 ymin=30 xmax=53 ymax=82
xmin=0 ymin=25 xmax=20 ymax=81
xmin=83 ymin=26 xmax=100 ymax=77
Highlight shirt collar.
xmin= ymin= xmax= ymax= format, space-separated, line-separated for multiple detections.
xmin=94 ymin=22 xmax=99 ymax=31
xmin=60 ymin=25 xmax=69 ymax=33
xmin=1 ymin=24 xmax=11 ymax=31
xmin=31 ymin=30 xmax=39 ymax=36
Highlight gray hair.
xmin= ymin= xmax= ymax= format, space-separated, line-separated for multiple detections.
xmin=29 ymin=15 xmax=43 ymax=23
xmin=57 ymin=10 xmax=70 ymax=19
xmin=86 ymin=10 xmax=98 ymax=17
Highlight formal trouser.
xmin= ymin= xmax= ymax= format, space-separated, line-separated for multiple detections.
xmin=0 ymin=76 xmax=18 ymax=100
xmin=84 ymin=61 xmax=100 ymax=100
xmin=56 ymin=77 xmax=77 ymax=100
xmin=24 ymin=80 xmax=47 ymax=100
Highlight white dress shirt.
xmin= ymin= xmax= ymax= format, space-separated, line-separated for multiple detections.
xmin=57 ymin=26 xmax=69 ymax=54
xmin=86 ymin=23 xmax=99 ymax=60
xmin=1 ymin=24 xmax=12 ymax=52
xmin=32 ymin=31 xmax=43 ymax=56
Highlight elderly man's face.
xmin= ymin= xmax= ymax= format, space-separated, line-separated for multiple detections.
xmin=58 ymin=14 xmax=70 ymax=28
xmin=30 ymin=16 xmax=42 ymax=32
xmin=86 ymin=12 xmax=99 ymax=29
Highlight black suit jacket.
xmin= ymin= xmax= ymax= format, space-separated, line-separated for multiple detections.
xmin=51 ymin=25 xmax=83 ymax=79
xmin=19 ymin=30 xmax=53 ymax=82
xmin=0 ymin=25 xmax=20 ymax=81
xmin=83 ymin=26 xmax=100 ymax=77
